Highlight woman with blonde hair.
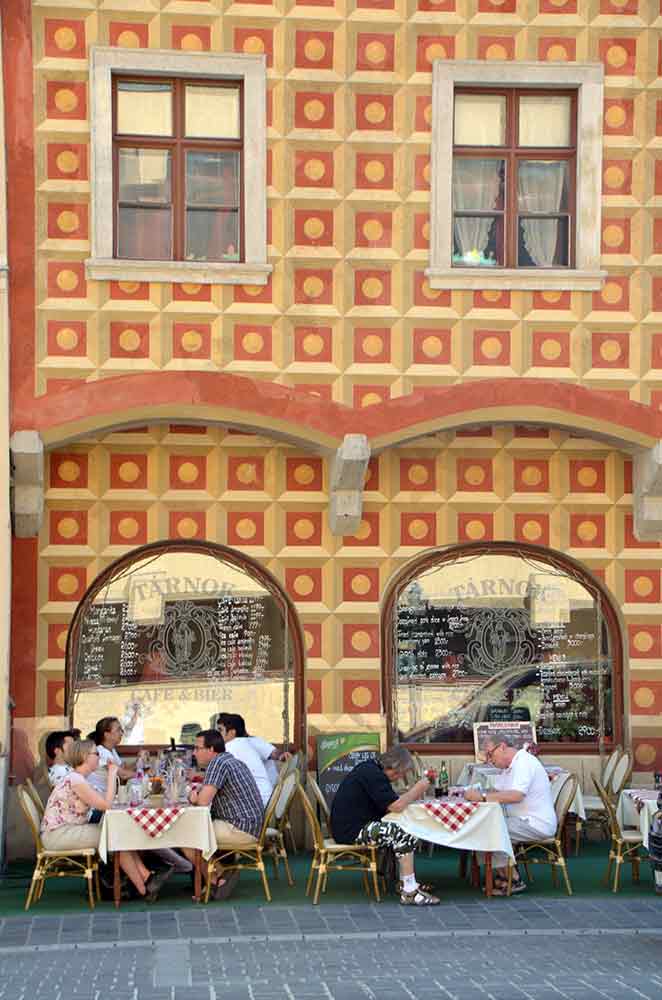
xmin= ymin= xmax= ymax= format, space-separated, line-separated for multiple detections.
xmin=41 ymin=739 xmax=170 ymax=901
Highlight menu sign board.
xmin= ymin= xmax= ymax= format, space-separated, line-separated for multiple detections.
xmin=473 ymin=721 xmax=537 ymax=761
xmin=316 ymin=732 xmax=382 ymax=808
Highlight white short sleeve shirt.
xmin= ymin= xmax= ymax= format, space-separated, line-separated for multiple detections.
xmin=87 ymin=745 xmax=122 ymax=794
xmin=247 ymin=735 xmax=279 ymax=787
xmin=493 ymin=749 xmax=557 ymax=837
xmin=224 ymin=737 xmax=273 ymax=806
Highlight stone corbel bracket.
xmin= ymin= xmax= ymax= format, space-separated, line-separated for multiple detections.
xmin=634 ymin=442 xmax=662 ymax=541
xmin=10 ymin=430 xmax=44 ymax=538
xmin=328 ymin=434 xmax=370 ymax=536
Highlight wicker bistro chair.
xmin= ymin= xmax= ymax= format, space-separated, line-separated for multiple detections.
xmin=593 ymin=777 xmax=646 ymax=892
xmin=609 ymin=751 xmax=632 ymax=799
xmin=24 ymin=777 xmax=45 ymax=817
xmin=298 ymin=784 xmax=381 ymax=905
xmin=307 ymin=774 xmax=332 ymax=836
xmin=265 ymin=771 xmax=299 ymax=885
xmin=508 ymin=772 xmax=578 ymax=896
xmin=204 ymin=782 xmax=281 ymax=904
xmin=17 ymin=785 xmax=100 ymax=910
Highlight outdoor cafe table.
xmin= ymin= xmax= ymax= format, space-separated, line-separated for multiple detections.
xmin=616 ymin=790 xmax=660 ymax=848
xmin=457 ymin=763 xmax=586 ymax=819
xmin=98 ymin=803 xmax=217 ymax=907
xmin=384 ymin=798 xmax=514 ymax=896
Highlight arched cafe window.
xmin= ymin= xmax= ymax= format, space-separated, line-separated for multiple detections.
xmin=382 ymin=542 xmax=623 ymax=754
xmin=65 ymin=540 xmax=305 ymax=751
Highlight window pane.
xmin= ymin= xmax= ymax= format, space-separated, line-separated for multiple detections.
xmin=452 ymin=159 xmax=504 ymax=212
xmin=519 ymin=95 xmax=571 ymax=147
xmin=518 ymin=217 xmax=569 ymax=267
xmin=453 ymin=216 xmax=502 ymax=266
xmin=186 ymin=151 xmax=240 ymax=207
xmin=517 ymin=160 xmax=568 ymax=214
xmin=186 ymin=209 xmax=240 ymax=261
xmin=118 ymin=149 xmax=171 ymax=205
xmin=185 ymin=86 xmax=240 ymax=138
xmin=454 ymin=94 xmax=506 ymax=146
xmin=117 ymin=82 xmax=173 ymax=136
xmin=118 ymin=207 xmax=172 ymax=259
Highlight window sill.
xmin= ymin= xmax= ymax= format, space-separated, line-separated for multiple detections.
xmin=425 ymin=267 xmax=607 ymax=292
xmin=85 ymin=258 xmax=272 ymax=286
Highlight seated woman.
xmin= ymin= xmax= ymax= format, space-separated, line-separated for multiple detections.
xmin=40 ymin=739 xmax=170 ymax=901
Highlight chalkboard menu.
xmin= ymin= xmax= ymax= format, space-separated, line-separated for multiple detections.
xmin=75 ymin=594 xmax=282 ymax=689
xmin=316 ymin=732 xmax=382 ymax=808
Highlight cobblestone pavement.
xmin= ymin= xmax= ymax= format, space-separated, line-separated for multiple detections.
xmin=0 ymin=899 xmax=661 ymax=1000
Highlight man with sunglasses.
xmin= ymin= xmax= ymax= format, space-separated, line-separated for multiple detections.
xmin=464 ymin=737 xmax=556 ymax=895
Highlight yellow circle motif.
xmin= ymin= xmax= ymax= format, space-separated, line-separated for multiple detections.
xmin=303 ymin=158 xmax=326 ymax=181
xmin=294 ymin=518 xmax=316 ymax=541
xmin=363 ymin=219 xmax=384 ymax=242
xmin=541 ymin=290 xmax=562 ymax=303
xmin=56 ymin=629 xmax=68 ymax=652
xmin=361 ymin=334 xmax=383 ymax=357
xmin=57 ymin=573 xmax=79 ymax=597
xmin=56 ymin=269 xmax=79 ymax=293
xmin=243 ymin=36 xmax=265 ymax=55
xmin=606 ymin=44 xmax=628 ymax=69
xmin=57 ymin=517 xmax=79 ymax=539
xmin=57 ymin=460 xmax=80 ymax=483
xmin=236 ymin=462 xmax=258 ymax=485
xmin=241 ymin=331 xmax=265 ymax=354
xmin=361 ymin=277 xmax=383 ymax=300
xmin=302 ymin=333 xmax=325 ymax=356
xmin=304 ymin=99 xmax=326 ymax=123
xmin=521 ymin=465 xmax=542 ymax=487
xmin=304 ymin=629 xmax=315 ymax=652
xmin=181 ymin=330 xmax=203 ymax=353
xmin=576 ymin=466 xmax=598 ymax=488
xmin=350 ymin=574 xmax=372 ymax=597
xmin=56 ymin=150 xmax=79 ymax=174
xmin=604 ymin=105 xmax=626 ymax=129
xmin=303 ymin=276 xmax=324 ymax=299
xmin=408 ymin=518 xmax=429 ymax=541
xmin=235 ymin=517 xmax=257 ymax=540
xmin=407 ymin=463 xmax=429 ymax=486
xmin=480 ymin=336 xmax=503 ymax=360
xmin=53 ymin=26 xmax=77 ymax=52
xmin=117 ymin=517 xmax=139 ymax=540
xmin=422 ymin=162 xmax=431 ymax=183
xmin=423 ymin=103 xmax=433 ymax=125
xmin=118 ymin=461 xmax=141 ymax=484
xmin=54 ymin=88 xmax=78 ymax=113
xmin=56 ymin=210 xmax=80 ymax=234
xmin=599 ymin=338 xmax=622 ymax=362
xmin=364 ymin=160 xmax=385 ymax=183
xmin=351 ymin=630 xmax=372 ymax=653
xmin=176 ymin=517 xmax=199 ymax=539
xmin=364 ymin=101 xmax=386 ymax=125
xmin=603 ymin=224 xmax=623 ymax=249
xmin=546 ymin=44 xmax=568 ymax=62
xmin=303 ymin=217 xmax=325 ymax=240
xmin=634 ymin=686 xmax=655 ymax=709
xmin=181 ymin=33 xmax=203 ymax=51
xmin=354 ymin=519 xmax=372 ymax=541
xmin=482 ymin=290 xmax=501 ymax=303
xmin=522 ymin=520 xmax=542 ymax=541
xmin=294 ymin=463 xmax=316 ymax=486
xmin=119 ymin=328 xmax=141 ymax=352
xmin=117 ymin=30 xmax=140 ymax=48
xmin=634 ymin=743 xmax=656 ymax=767
xmin=465 ymin=519 xmax=486 ymax=540
xmin=364 ymin=41 xmax=386 ymax=65
xmin=55 ymin=687 xmax=66 ymax=709
xmin=304 ymin=38 xmax=326 ymax=63
xmin=421 ymin=335 xmax=443 ymax=359
xmin=118 ymin=281 xmax=140 ymax=294
xmin=55 ymin=327 xmax=78 ymax=351
xmin=293 ymin=573 xmax=315 ymax=597
xmin=633 ymin=630 xmax=654 ymax=653
xmin=633 ymin=575 xmax=654 ymax=598
xmin=361 ymin=392 xmax=382 ymax=407
xmin=485 ymin=43 xmax=508 ymax=61
xmin=464 ymin=464 xmax=486 ymax=487
xmin=576 ymin=520 xmax=598 ymax=543
xmin=306 ymin=687 xmax=315 ymax=707
xmin=182 ymin=283 xmax=202 ymax=295
xmin=422 ymin=221 xmax=430 ymax=241
xmin=351 ymin=685 xmax=373 ymax=709
xmin=420 ymin=278 xmax=440 ymax=300
xmin=425 ymin=43 xmax=447 ymax=64
xmin=540 ymin=338 xmax=562 ymax=362
xmin=177 ymin=461 xmax=200 ymax=484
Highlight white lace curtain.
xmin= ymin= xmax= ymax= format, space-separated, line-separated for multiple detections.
xmin=452 ymin=159 xmax=501 ymax=260
xmin=518 ymin=161 xmax=566 ymax=267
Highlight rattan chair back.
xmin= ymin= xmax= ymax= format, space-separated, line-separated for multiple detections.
xmin=553 ymin=773 xmax=578 ymax=835
xmin=307 ymin=775 xmax=331 ymax=824
xmin=274 ymin=771 xmax=298 ymax=822
xmin=601 ymin=747 xmax=622 ymax=789
xmin=592 ymin=776 xmax=621 ymax=839
xmin=25 ymin=778 xmax=45 ymax=817
xmin=18 ymin=785 xmax=44 ymax=852
xmin=609 ymin=751 xmax=632 ymax=798
xmin=299 ymin=783 xmax=326 ymax=851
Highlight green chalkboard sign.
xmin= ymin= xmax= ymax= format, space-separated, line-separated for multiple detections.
xmin=316 ymin=732 xmax=382 ymax=808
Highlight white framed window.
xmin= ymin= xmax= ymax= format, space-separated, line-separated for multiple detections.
xmin=427 ymin=61 xmax=605 ymax=292
xmin=86 ymin=46 xmax=271 ymax=286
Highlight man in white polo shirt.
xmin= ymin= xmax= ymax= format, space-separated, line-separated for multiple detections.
xmin=217 ymin=713 xmax=273 ymax=807
xmin=464 ymin=737 xmax=556 ymax=895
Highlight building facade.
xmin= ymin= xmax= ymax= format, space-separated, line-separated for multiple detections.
xmin=3 ymin=0 xmax=662 ymax=851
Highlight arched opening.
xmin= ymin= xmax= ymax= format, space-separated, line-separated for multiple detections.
xmin=382 ymin=542 xmax=623 ymax=755
xmin=65 ymin=540 xmax=306 ymax=752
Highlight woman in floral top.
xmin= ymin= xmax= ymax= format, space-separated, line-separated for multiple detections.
xmin=41 ymin=739 xmax=163 ymax=900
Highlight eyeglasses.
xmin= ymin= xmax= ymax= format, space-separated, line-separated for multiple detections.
xmin=484 ymin=746 xmax=497 ymax=763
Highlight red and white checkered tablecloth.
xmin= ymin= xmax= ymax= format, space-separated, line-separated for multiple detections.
xmin=126 ymin=806 xmax=183 ymax=838
xmin=422 ymin=799 xmax=479 ymax=832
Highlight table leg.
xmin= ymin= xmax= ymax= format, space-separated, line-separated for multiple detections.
xmin=459 ymin=850 xmax=468 ymax=880
xmin=470 ymin=851 xmax=480 ymax=888
xmin=193 ymin=850 xmax=202 ymax=903
xmin=113 ymin=853 xmax=121 ymax=909
xmin=484 ymin=853 xmax=493 ymax=898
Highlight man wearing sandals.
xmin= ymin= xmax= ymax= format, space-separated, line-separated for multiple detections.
xmin=330 ymin=746 xmax=440 ymax=906
xmin=464 ymin=737 xmax=556 ymax=895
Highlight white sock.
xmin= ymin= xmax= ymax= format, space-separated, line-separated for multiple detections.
xmin=403 ymin=874 xmax=418 ymax=893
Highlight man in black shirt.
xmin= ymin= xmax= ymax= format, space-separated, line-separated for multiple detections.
xmin=330 ymin=746 xmax=439 ymax=905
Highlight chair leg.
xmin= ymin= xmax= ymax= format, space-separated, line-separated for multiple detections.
xmin=257 ymin=857 xmax=272 ymax=903
xmin=313 ymin=857 xmax=326 ymax=905
xmin=370 ymin=856 xmax=381 ymax=903
xmin=558 ymin=858 xmax=572 ymax=896
xmin=284 ymin=821 xmax=297 ymax=855
xmin=613 ymin=855 xmax=623 ymax=893
xmin=632 ymin=854 xmax=640 ymax=883
xmin=25 ymin=872 xmax=40 ymax=911
xmin=86 ymin=868 xmax=96 ymax=910
xmin=575 ymin=819 xmax=582 ymax=856
xmin=95 ymin=865 xmax=101 ymax=901
xmin=280 ymin=844 xmax=294 ymax=887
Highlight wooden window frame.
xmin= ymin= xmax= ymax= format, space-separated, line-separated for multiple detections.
xmin=452 ymin=87 xmax=577 ymax=271
xmin=112 ymin=75 xmax=245 ymax=265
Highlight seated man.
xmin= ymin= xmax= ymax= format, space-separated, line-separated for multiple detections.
xmin=183 ymin=729 xmax=264 ymax=899
xmin=216 ymin=713 xmax=274 ymax=806
xmin=464 ymin=737 xmax=556 ymax=895
xmin=330 ymin=746 xmax=439 ymax=906
xmin=217 ymin=712 xmax=290 ymax=789
xmin=45 ymin=730 xmax=75 ymax=787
